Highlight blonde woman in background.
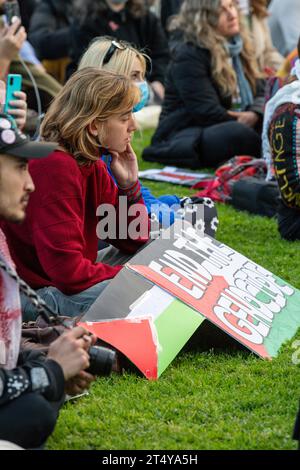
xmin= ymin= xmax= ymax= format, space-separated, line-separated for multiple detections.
xmin=143 ymin=0 xmax=265 ymax=168
xmin=79 ymin=36 xmax=160 ymax=130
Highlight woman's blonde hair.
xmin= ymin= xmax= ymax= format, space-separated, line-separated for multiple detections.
xmin=171 ymin=0 xmax=262 ymax=96
xmin=78 ymin=36 xmax=148 ymax=79
xmin=41 ymin=68 xmax=140 ymax=165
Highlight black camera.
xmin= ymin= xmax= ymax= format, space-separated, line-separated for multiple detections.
xmin=87 ymin=345 xmax=116 ymax=376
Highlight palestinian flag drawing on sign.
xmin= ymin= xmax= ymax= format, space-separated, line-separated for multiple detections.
xmin=80 ymin=269 xmax=205 ymax=380
xmin=127 ymin=221 xmax=300 ymax=361
xmin=80 ymin=220 xmax=300 ymax=379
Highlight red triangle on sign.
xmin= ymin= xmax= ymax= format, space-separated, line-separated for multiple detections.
xmin=79 ymin=318 xmax=158 ymax=380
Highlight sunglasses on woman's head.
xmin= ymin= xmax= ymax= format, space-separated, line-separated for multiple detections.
xmin=103 ymin=40 xmax=127 ymax=65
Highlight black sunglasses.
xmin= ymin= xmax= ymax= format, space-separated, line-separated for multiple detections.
xmin=103 ymin=40 xmax=127 ymax=65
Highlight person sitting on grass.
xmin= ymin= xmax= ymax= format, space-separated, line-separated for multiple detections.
xmin=1 ymin=68 xmax=150 ymax=321
xmin=263 ymin=36 xmax=300 ymax=241
xmin=0 ymin=114 xmax=96 ymax=449
xmin=78 ymin=36 xmax=219 ymax=236
xmin=143 ymin=0 xmax=265 ymax=169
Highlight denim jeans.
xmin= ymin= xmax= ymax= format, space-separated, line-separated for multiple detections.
xmin=21 ymin=280 xmax=111 ymax=322
xmin=21 ymin=245 xmax=139 ymax=321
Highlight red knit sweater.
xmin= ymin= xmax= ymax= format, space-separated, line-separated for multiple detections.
xmin=2 ymin=150 xmax=149 ymax=295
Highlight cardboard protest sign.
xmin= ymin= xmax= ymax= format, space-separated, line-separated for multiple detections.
xmin=138 ymin=167 xmax=211 ymax=187
xmin=127 ymin=221 xmax=300 ymax=360
xmin=80 ymin=269 xmax=205 ymax=380
xmin=80 ymin=219 xmax=300 ymax=379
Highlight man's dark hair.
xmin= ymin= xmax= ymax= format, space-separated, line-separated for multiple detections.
xmin=298 ymin=35 xmax=300 ymax=58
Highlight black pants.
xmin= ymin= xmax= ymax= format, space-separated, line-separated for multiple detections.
xmin=199 ymin=121 xmax=262 ymax=168
xmin=0 ymin=393 xmax=63 ymax=449
xmin=277 ymin=203 xmax=300 ymax=241
xmin=294 ymin=403 xmax=300 ymax=449
xmin=143 ymin=121 xmax=261 ymax=169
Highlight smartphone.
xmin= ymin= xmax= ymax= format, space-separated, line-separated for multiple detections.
xmin=4 ymin=74 xmax=22 ymax=114
xmin=4 ymin=1 xmax=21 ymax=26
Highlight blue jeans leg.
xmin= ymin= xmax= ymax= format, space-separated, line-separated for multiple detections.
xmin=21 ymin=280 xmax=110 ymax=321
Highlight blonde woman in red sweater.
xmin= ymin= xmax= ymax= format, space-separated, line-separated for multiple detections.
xmin=2 ymin=67 xmax=149 ymax=320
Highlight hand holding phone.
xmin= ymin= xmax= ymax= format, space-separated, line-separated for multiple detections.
xmin=4 ymin=74 xmax=22 ymax=114
xmin=4 ymin=1 xmax=21 ymax=26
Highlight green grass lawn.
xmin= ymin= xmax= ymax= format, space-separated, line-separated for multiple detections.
xmin=47 ymin=130 xmax=300 ymax=450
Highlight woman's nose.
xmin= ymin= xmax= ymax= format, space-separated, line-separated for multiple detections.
xmin=129 ymin=115 xmax=138 ymax=132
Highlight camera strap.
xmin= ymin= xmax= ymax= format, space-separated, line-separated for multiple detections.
xmin=0 ymin=256 xmax=57 ymax=324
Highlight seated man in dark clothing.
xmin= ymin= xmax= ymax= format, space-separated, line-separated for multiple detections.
xmin=28 ymin=0 xmax=74 ymax=83
xmin=68 ymin=0 xmax=169 ymax=102
xmin=265 ymin=37 xmax=300 ymax=241
xmin=0 ymin=114 xmax=96 ymax=449
xmin=143 ymin=0 xmax=265 ymax=169
xmin=29 ymin=0 xmax=73 ymax=63
xmin=160 ymin=0 xmax=183 ymax=35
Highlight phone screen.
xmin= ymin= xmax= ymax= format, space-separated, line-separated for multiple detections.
xmin=4 ymin=1 xmax=21 ymax=26
xmin=4 ymin=74 xmax=22 ymax=113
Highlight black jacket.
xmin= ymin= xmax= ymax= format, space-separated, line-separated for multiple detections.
xmin=152 ymin=41 xmax=265 ymax=144
xmin=68 ymin=6 xmax=169 ymax=83
xmin=18 ymin=0 xmax=37 ymax=31
xmin=161 ymin=0 xmax=183 ymax=34
xmin=29 ymin=0 xmax=74 ymax=60
xmin=0 ymin=350 xmax=65 ymax=406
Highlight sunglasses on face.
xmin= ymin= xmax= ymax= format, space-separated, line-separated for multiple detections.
xmin=103 ymin=40 xmax=127 ymax=65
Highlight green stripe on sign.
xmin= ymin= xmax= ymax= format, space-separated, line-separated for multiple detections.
xmin=263 ymin=280 xmax=300 ymax=357
xmin=155 ymin=299 xmax=205 ymax=377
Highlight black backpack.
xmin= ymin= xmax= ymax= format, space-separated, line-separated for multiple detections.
xmin=231 ymin=177 xmax=280 ymax=218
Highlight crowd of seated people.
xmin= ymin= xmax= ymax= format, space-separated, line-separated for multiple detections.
xmin=0 ymin=0 xmax=299 ymax=450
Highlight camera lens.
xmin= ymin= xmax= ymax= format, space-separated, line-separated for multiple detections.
xmin=88 ymin=345 xmax=116 ymax=376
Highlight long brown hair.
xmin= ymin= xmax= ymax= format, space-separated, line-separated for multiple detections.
xmin=41 ymin=68 xmax=140 ymax=165
xmin=171 ymin=0 xmax=261 ymax=96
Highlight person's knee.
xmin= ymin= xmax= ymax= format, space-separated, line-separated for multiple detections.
xmin=20 ymin=394 xmax=59 ymax=448
xmin=223 ymin=122 xmax=261 ymax=149
xmin=201 ymin=122 xmax=261 ymax=166
xmin=278 ymin=224 xmax=300 ymax=241
xmin=0 ymin=394 xmax=60 ymax=448
xmin=21 ymin=286 xmax=61 ymax=321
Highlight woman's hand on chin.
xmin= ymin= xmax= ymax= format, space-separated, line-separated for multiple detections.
xmin=110 ymin=143 xmax=139 ymax=189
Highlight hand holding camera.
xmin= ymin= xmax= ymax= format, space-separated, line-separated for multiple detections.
xmin=47 ymin=326 xmax=93 ymax=382
xmin=47 ymin=325 xmax=117 ymax=395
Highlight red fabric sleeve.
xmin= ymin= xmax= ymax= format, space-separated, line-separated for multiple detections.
xmin=28 ymin=154 xmax=149 ymax=295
